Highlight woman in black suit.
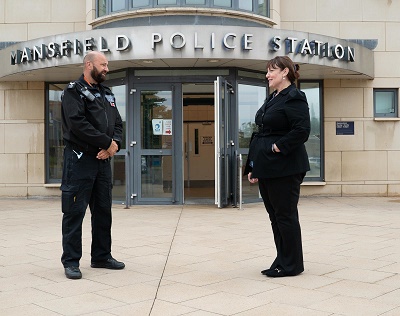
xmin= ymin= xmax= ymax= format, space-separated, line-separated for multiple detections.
xmin=245 ymin=56 xmax=310 ymax=277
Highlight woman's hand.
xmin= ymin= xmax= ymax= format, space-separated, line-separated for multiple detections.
xmin=248 ymin=173 xmax=258 ymax=184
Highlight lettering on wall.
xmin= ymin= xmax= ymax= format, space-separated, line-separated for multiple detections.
xmin=10 ymin=32 xmax=355 ymax=65
xmin=270 ymin=36 xmax=355 ymax=62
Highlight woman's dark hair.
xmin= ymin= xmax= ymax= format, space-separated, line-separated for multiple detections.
xmin=266 ymin=56 xmax=300 ymax=83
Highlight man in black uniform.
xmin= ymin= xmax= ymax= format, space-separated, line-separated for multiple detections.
xmin=61 ymin=51 xmax=125 ymax=279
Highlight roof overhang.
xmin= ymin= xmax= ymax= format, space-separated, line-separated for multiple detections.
xmin=0 ymin=25 xmax=374 ymax=82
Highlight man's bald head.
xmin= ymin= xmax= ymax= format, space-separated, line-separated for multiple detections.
xmin=83 ymin=51 xmax=109 ymax=84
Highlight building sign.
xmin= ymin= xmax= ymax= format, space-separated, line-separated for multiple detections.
xmin=0 ymin=25 xmax=374 ymax=80
xmin=201 ymin=136 xmax=213 ymax=145
xmin=10 ymin=31 xmax=355 ymax=65
xmin=336 ymin=121 xmax=354 ymax=135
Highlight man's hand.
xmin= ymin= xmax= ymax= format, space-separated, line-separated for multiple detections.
xmin=97 ymin=149 xmax=111 ymax=160
xmin=248 ymin=172 xmax=258 ymax=184
xmin=107 ymin=140 xmax=118 ymax=157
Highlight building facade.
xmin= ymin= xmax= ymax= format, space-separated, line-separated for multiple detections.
xmin=0 ymin=0 xmax=399 ymax=206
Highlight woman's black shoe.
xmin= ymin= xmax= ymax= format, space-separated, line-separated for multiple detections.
xmin=261 ymin=268 xmax=273 ymax=275
xmin=264 ymin=267 xmax=286 ymax=278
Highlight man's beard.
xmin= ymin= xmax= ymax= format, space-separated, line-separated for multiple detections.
xmin=91 ymin=66 xmax=106 ymax=83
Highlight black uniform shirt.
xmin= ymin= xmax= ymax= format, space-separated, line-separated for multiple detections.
xmin=61 ymin=75 xmax=123 ymax=154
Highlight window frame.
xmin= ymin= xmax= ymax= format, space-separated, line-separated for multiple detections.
xmin=373 ymin=88 xmax=398 ymax=118
xmin=96 ymin=0 xmax=270 ymax=18
xmin=298 ymin=80 xmax=324 ymax=182
xmin=45 ymin=82 xmax=67 ymax=184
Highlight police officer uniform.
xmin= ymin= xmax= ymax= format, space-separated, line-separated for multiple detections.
xmin=60 ymin=74 xmax=123 ymax=270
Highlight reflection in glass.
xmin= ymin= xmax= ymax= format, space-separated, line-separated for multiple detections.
xmin=213 ymin=0 xmax=232 ymax=7
xmin=111 ymin=85 xmax=126 ymax=149
xmin=186 ymin=0 xmax=206 ymax=4
xmin=141 ymin=156 xmax=173 ymax=198
xmin=238 ymin=0 xmax=252 ymax=10
xmin=241 ymin=154 xmax=260 ymax=199
xmin=257 ymin=0 xmax=268 ymax=16
xmin=375 ymin=91 xmax=396 ymax=115
xmin=157 ymin=0 xmax=177 ymax=4
xmin=98 ymin=0 xmax=107 ymax=17
xmin=48 ymin=84 xmax=64 ymax=182
xmin=132 ymin=0 xmax=149 ymax=7
xmin=112 ymin=156 xmax=126 ymax=202
xmin=141 ymin=90 xmax=173 ymax=150
xmin=238 ymin=84 xmax=267 ymax=148
xmin=111 ymin=0 xmax=126 ymax=11
xmin=300 ymin=82 xmax=321 ymax=179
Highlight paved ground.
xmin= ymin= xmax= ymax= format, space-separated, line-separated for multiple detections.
xmin=0 ymin=196 xmax=400 ymax=315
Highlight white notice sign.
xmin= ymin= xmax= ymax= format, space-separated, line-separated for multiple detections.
xmin=152 ymin=119 xmax=163 ymax=135
xmin=163 ymin=119 xmax=172 ymax=135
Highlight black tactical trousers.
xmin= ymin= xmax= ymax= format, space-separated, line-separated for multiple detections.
xmin=61 ymin=147 xmax=113 ymax=268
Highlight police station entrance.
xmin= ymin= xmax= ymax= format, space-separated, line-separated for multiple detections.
xmin=109 ymin=69 xmax=267 ymax=207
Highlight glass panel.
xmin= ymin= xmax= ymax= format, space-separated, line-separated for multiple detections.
xmin=112 ymin=155 xmax=126 ymax=201
xmin=257 ymin=0 xmax=268 ymax=16
xmin=48 ymin=84 xmax=64 ymax=182
xmin=110 ymin=85 xmax=126 ymax=149
xmin=98 ymin=0 xmax=107 ymax=17
xmin=112 ymin=0 xmax=126 ymax=11
xmin=241 ymin=154 xmax=260 ymax=199
xmin=135 ymin=69 xmax=229 ymax=76
xmin=157 ymin=0 xmax=177 ymax=4
xmin=186 ymin=0 xmax=206 ymax=4
xmin=213 ymin=0 xmax=231 ymax=7
xmin=238 ymin=70 xmax=266 ymax=80
xmin=132 ymin=0 xmax=150 ymax=7
xmin=238 ymin=84 xmax=267 ymax=148
xmin=141 ymin=155 xmax=173 ymax=198
xmin=141 ymin=90 xmax=173 ymax=150
xmin=375 ymin=91 xmax=396 ymax=115
xmin=238 ymin=0 xmax=252 ymax=11
xmin=107 ymin=71 xmax=126 ymax=80
xmin=300 ymin=82 xmax=321 ymax=179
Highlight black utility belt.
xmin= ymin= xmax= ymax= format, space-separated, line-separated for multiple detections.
xmin=65 ymin=142 xmax=97 ymax=155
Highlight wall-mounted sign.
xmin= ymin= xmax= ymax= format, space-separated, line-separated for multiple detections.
xmin=10 ymin=31 xmax=355 ymax=65
xmin=152 ymin=119 xmax=172 ymax=136
xmin=1 ymin=25 xmax=374 ymax=80
xmin=201 ymin=136 xmax=213 ymax=145
xmin=336 ymin=121 xmax=354 ymax=135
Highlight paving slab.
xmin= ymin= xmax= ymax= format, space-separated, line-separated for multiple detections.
xmin=0 ymin=196 xmax=399 ymax=315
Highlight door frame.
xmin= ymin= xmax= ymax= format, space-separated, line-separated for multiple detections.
xmin=130 ymin=83 xmax=183 ymax=204
xmin=127 ymin=69 xmax=240 ymax=206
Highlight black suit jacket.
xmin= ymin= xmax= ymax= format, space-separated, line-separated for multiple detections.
xmin=244 ymin=83 xmax=310 ymax=179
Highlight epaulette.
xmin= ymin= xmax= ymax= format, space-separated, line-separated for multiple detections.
xmin=67 ymin=81 xmax=76 ymax=89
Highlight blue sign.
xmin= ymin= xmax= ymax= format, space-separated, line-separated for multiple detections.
xmin=336 ymin=121 xmax=354 ymax=135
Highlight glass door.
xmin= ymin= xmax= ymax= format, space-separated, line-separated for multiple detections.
xmin=131 ymin=84 xmax=183 ymax=204
xmin=214 ymin=76 xmax=235 ymax=208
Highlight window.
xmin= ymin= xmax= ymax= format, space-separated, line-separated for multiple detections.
xmin=185 ymin=0 xmax=206 ymax=4
xmin=238 ymin=0 xmax=252 ymax=11
xmin=213 ymin=0 xmax=232 ymax=7
xmin=97 ymin=0 xmax=270 ymax=17
xmin=374 ymin=89 xmax=398 ymax=118
xmin=257 ymin=0 xmax=268 ymax=16
xmin=157 ymin=0 xmax=177 ymax=4
xmin=46 ymin=83 xmax=65 ymax=183
xmin=132 ymin=0 xmax=149 ymax=7
xmin=299 ymin=81 xmax=323 ymax=181
xmin=112 ymin=0 xmax=127 ymax=11
xmin=98 ymin=0 xmax=107 ymax=17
